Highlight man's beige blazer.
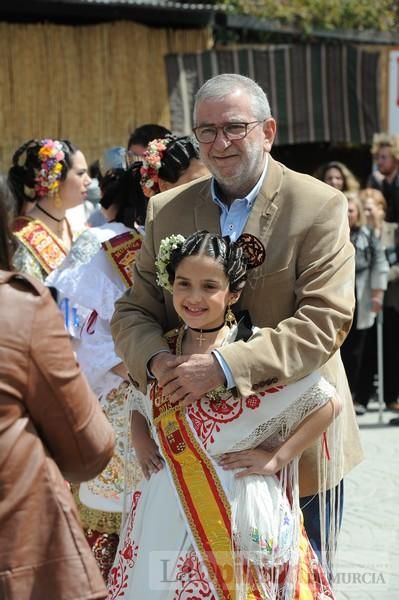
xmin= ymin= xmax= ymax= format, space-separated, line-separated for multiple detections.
xmin=112 ymin=156 xmax=363 ymax=496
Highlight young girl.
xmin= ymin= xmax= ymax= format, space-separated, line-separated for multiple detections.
xmin=108 ymin=231 xmax=340 ymax=599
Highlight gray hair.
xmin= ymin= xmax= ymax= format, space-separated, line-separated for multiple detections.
xmin=193 ymin=74 xmax=272 ymax=124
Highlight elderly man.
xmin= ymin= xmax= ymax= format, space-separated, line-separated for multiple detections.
xmin=111 ymin=74 xmax=362 ymax=563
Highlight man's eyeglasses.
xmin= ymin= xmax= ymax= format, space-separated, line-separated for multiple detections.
xmin=192 ymin=121 xmax=264 ymax=144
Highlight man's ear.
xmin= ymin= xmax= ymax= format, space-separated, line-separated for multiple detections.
xmin=263 ymin=118 xmax=277 ymax=153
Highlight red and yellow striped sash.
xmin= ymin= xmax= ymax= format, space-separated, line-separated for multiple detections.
xmin=102 ymin=230 xmax=142 ymax=287
xmin=155 ymin=403 xmax=236 ymax=600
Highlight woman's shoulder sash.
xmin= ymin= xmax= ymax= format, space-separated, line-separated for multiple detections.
xmin=101 ymin=230 xmax=142 ymax=288
xmin=13 ymin=217 xmax=67 ymax=274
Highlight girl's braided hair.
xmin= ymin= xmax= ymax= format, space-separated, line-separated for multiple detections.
xmin=166 ymin=230 xmax=248 ymax=293
xmin=158 ymin=135 xmax=200 ymax=184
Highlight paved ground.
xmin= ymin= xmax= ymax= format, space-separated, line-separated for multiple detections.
xmin=334 ymin=401 xmax=399 ymax=599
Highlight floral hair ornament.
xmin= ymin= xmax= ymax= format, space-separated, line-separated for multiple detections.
xmin=34 ymin=139 xmax=65 ymax=201
xmin=140 ymin=137 xmax=172 ymax=198
xmin=155 ymin=234 xmax=186 ymax=292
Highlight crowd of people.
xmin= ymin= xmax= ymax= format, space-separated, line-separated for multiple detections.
xmin=1 ymin=72 xmax=398 ymax=599
xmin=314 ymin=142 xmax=399 ymax=419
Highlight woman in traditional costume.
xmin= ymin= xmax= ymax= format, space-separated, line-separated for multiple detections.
xmin=46 ymin=164 xmax=147 ymax=580
xmin=108 ymin=231 xmax=340 ymax=599
xmin=46 ymin=139 xmax=206 ymax=580
xmin=8 ymin=138 xmax=91 ymax=280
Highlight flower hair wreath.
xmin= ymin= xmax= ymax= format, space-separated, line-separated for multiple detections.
xmin=34 ymin=139 xmax=65 ymax=198
xmin=140 ymin=137 xmax=172 ymax=198
xmin=155 ymin=234 xmax=185 ymax=292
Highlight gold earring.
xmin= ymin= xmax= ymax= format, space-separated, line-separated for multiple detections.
xmin=225 ymin=303 xmax=237 ymax=328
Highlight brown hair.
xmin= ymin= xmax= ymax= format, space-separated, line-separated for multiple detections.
xmin=314 ymin=161 xmax=360 ymax=193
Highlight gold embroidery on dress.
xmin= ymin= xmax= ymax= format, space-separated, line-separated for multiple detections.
xmin=87 ymin=381 xmax=143 ymax=501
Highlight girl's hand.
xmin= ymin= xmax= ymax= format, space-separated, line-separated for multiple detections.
xmin=133 ymin=437 xmax=164 ymax=480
xmin=218 ymin=448 xmax=281 ymax=478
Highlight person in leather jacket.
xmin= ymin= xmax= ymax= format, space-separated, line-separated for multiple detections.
xmin=0 ymin=174 xmax=115 ymax=599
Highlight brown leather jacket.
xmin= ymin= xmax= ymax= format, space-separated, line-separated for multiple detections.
xmin=0 ymin=271 xmax=115 ymax=599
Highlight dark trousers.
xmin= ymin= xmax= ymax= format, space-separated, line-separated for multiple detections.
xmin=300 ymin=480 xmax=344 ymax=569
xmin=382 ymin=306 xmax=399 ymax=405
xmin=340 ymin=318 xmax=369 ymax=397
xmin=355 ymin=322 xmax=377 ymax=407
xmin=355 ymin=306 xmax=399 ymax=407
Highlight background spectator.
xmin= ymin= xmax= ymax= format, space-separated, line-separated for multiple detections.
xmin=355 ymin=188 xmax=399 ymax=413
xmin=0 ymin=174 xmax=114 ymax=600
xmin=126 ymin=123 xmax=171 ymax=165
xmin=370 ymin=133 xmax=399 ymax=223
xmin=341 ymin=192 xmax=389 ymax=415
xmin=314 ymin=160 xmax=360 ymax=193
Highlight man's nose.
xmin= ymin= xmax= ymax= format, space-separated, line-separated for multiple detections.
xmin=212 ymin=129 xmax=232 ymax=150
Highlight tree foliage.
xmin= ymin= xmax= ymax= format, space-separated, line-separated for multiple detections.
xmin=218 ymin=0 xmax=399 ymax=33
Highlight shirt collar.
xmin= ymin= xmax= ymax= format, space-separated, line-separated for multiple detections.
xmin=211 ymin=155 xmax=269 ymax=210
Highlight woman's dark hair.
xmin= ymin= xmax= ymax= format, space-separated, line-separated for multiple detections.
xmin=0 ymin=175 xmax=17 ymax=270
xmin=8 ymin=138 xmax=77 ymax=214
xmin=100 ymin=162 xmax=147 ymax=228
xmin=127 ymin=124 xmax=171 ymax=150
xmin=167 ymin=230 xmax=247 ymax=293
xmin=88 ymin=159 xmax=101 ymax=179
xmin=158 ymin=135 xmax=200 ymax=184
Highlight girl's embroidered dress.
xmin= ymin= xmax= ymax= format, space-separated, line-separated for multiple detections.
xmin=107 ymin=329 xmax=336 ymax=599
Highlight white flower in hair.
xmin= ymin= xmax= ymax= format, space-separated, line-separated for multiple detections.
xmin=155 ymin=234 xmax=186 ymax=292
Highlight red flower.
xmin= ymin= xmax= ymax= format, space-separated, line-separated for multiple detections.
xmin=122 ymin=544 xmax=133 ymax=560
xmin=245 ymin=395 xmax=261 ymax=409
xmin=181 ymin=557 xmax=194 ymax=573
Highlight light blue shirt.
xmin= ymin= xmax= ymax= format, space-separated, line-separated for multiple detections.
xmin=211 ymin=156 xmax=268 ymax=242
xmin=212 ymin=157 xmax=269 ymax=388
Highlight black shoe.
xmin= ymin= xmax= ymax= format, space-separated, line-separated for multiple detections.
xmin=389 ymin=417 xmax=399 ymax=426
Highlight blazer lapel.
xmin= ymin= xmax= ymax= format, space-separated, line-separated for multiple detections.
xmin=193 ymin=178 xmax=222 ymax=235
xmin=243 ymin=156 xmax=282 ymax=245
